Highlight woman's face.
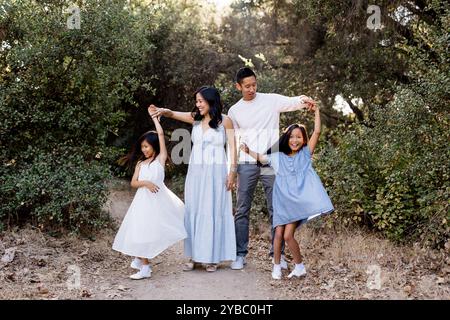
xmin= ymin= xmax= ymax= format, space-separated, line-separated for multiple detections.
xmin=288 ymin=128 xmax=304 ymax=152
xmin=141 ymin=140 xmax=154 ymax=159
xmin=196 ymin=93 xmax=210 ymax=116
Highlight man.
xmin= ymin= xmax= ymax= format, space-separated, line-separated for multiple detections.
xmin=228 ymin=67 xmax=315 ymax=270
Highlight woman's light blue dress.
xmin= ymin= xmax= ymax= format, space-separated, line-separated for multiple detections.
xmin=267 ymin=146 xmax=334 ymax=228
xmin=184 ymin=121 xmax=236 ymax=264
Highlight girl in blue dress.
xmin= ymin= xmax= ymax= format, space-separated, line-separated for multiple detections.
xmin=241 ymin=105 xmax=334 ymax=280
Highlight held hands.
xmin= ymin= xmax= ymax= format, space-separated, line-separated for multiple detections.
xmin=310 ymin=103 xmax=319 ymax=112
xmin=145 ymin=181 xmax=160 ymax=193
xmin=300 ymin=95 xmax=317 ymax=112
xmin=148 ymin=104 xmax=161 ymax=122
xmin=240 ymin=143 xmax=250 ymax=154
xmin=148 ymin=104 xmax=171 ymax=120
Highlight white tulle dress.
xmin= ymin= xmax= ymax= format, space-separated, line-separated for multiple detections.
xmin=112 ymin=157 xmax=187 ymax=259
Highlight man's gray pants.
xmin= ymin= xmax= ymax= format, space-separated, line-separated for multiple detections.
xmin=234 ymin=163 xmax=285 ymax=257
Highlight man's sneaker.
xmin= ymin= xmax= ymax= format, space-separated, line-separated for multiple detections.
xmin=129 ymin=265 xmax=151 ymax=280
xmin=287 ymin=265 xmax=307 ymax=279
xmin=230 ymin=256 xmax=246 ymax=270
xmin=272 ymin=265 xmax=282 ymax=280
xmin=271 ymin=255 xmax=288 ymax=270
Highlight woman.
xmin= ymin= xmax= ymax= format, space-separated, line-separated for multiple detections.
xmin=148 ymin=86 xmax=237 ymax=272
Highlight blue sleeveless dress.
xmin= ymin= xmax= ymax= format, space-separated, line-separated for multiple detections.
xmin=267 ymin=146 xmax=334 ymax=228
xmin=183 ymin=121 xmax=236 ymax=264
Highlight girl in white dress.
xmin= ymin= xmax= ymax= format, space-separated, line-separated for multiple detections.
xmin=112 ymin=113 xmax=187 ymax=280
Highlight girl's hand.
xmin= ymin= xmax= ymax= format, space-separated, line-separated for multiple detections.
xmin=240 ymin=143 xmax=250 ymax=154
xmin=226 ymin=172 xmax=236 ymax=191
xmin=148 ymin=105 xmax=161 ymax=121
xmin=145 ymin=181 xmax=160 ymax=193
xmin=301 ymin=96 xmax=316 ymax=112
xmin=148 ymin=104 xmax=171 ymax=119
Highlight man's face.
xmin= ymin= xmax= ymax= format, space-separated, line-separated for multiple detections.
xmin=236 ymin=76 xmax=257 ymax=101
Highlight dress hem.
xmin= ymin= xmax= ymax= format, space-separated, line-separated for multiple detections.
xmin=273 ymin=208 xmax=334 ymax=228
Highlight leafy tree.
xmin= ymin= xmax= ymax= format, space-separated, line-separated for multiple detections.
xmin=0 ymin=0 xmax=153 ymax=233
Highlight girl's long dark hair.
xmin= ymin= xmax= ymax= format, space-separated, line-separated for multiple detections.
xmin=119 ymin=130 xmax=161 ymax=170
xmin=191 ymin=86 xmax=223 ymax=129
xmin=267 ymin=124 xmax=309 ymax=155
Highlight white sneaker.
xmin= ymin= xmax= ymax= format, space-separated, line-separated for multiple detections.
xmin=230 ymin=256 xmax=246 ymax=270
xmin=130 ymin=257 xmax=142 ymax=270
xmin=271 ymin=255 xmax=288 ymax=270
xmin=130 ymin=258 xmax=152 ymax=272
xmin=272 ymin=265 xmax=282 ymax=280
xmin=287 ymin=265 xmax=307 ymax=278
xmin=129 ymin=265 xmax=151 ymax=280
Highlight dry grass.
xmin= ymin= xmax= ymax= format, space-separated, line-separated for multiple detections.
xmin=0 ymin=220 xmax=448 ymax=300
xmin=1 ymin=179 xmax=448 ymax=300
xmin=248 ymin=218 xmax=450 ymax=300
xmin=0 ymin=226 xmax=132 ymax=300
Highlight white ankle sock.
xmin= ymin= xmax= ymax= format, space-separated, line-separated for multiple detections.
xmin=295 ymin=263 xmax=305 ymax=270
xmin=141 ymin=265 xmax=151 ymax=273
xmin=273 ymin=264 xmax=281 ymax=272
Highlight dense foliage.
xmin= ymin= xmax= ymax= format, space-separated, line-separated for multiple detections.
xmin=1 ymin=0 xmax=448 ymax=246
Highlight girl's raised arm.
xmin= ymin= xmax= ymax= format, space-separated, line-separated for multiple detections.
xmin=148 ymin=104 xmax=194 ymax=125
xmin=150 ymin=112 xmax=168 ymax=166
xmin=308 ymin=105 xmax=321 ymax=154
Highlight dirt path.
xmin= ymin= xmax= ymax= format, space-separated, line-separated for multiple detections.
xmin=106 ymin=180 xmax=276 ymax=300
xmin=1 ymin=179 xmax=448 ymax=300
xmin=104 ymin=180 xmax=450 ymax=300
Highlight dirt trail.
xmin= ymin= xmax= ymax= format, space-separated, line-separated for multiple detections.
xmin=1 ymin=180 xmax=448 ymax=300
xmin=105 ymin=180 xmax=276 ymax=300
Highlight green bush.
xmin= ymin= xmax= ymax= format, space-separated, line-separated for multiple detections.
xmin=316 ymin=87 xmax=449 ymax=247
xmin=0 ymin=0 xmax=153 ymax=233
xmin=0 ymin=152 xmax=110 ymax=233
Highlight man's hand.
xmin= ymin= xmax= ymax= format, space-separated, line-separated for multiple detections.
xmin=301 ymin=96 xmax=317 ymax=112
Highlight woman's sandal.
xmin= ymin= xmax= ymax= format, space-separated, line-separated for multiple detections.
xmin=183 ymin=260 xmax=196 ymax=271
xmin=205 ymin=264 xmax=217 ymax=272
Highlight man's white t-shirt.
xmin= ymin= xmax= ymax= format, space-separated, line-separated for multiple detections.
xmin=227 ymin=92 xmax=308 ymax=164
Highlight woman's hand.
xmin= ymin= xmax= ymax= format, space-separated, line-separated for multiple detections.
xmin=226 ymin=172 xmax=236 ymax=191
xmin=145 ymin=181 xmax=160 ymax=193
xmin=148 ymin=104 xmax=171 ymax=120
xmin=240 ymin=143 xmax=250 ymax=154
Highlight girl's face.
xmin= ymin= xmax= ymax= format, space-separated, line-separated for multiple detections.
xmin=196 ymin=93 xmax=210 ymax=116
xmin=141 ymin=140 xmax=154 ymax=159
xmin=288 ymin=128 xmax=304 ymax=153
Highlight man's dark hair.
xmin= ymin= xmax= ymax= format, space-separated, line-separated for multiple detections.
xmin=235 ymin=67 xmax=256 ymax=84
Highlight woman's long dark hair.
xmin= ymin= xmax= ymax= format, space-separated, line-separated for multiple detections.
xmin=119 ymin=130 xmax=161 ymax=170
xmin=267 ymin=124 xmax=309 ymax=155
xmin=191 ymin=86 xmax=223 ymax=129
